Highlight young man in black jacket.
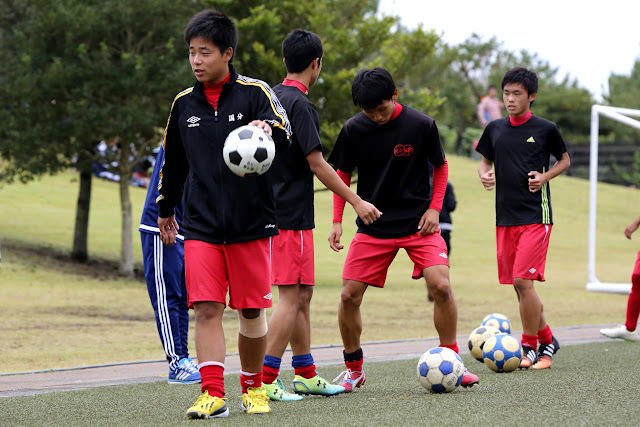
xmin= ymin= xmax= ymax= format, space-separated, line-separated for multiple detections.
xmin=157 ymin=10 xmax=290 ymax=418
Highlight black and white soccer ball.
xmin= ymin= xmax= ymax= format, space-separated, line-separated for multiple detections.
xmin=223 ymin=125 xmax=275 ymax=177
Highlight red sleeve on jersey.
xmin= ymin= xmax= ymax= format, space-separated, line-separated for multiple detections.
xmin=333 ymin=170 xmax=352 ymax=223
xmin=429 ymin=159 xmax=448 ymax=212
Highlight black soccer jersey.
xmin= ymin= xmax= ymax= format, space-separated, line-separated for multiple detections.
xmin=328 ymin=105 xmax=446 ymax=238
xmin=475 ymin=115 xmax=567 ymax=226
xmin=271 ymin=84 xmax=322 ymax=230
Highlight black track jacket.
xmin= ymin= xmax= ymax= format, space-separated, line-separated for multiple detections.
xmin=157 ymin=66 xmax=291 ymax=244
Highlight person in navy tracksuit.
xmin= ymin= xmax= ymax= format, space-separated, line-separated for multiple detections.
xmin=139 ymin=145 xmax=200 ymax=384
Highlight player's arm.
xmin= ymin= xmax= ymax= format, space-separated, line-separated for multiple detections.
xmin=419 ymin=159 xmax=447 ymax=236
xmin=307 ymin=149 xmax=381 ymax=225
xmin=625 ymin=215 xmax=640 ymax=239
xmin=253 ymin=84 xmax=292 ymax=152
xmin=477 ymin=99 xmax=488 ymax=127
xmin=478 ymin=156 xmax=495 ymax=191
xmin=157 ymin=98 xmax=189 ymax=246
xmin=527 ymin=152 xmax=570 ymax=193
xmin=328 ymin=169 xmax=350 ymax=252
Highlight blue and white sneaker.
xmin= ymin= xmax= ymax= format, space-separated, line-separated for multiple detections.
xmin=169 ymin=357 xmax=201 ymax=384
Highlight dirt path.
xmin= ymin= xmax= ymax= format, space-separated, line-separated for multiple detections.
xmin=0 ymin=324 xmax=615 ymax=398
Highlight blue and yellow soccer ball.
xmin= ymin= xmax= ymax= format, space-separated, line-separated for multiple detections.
xmin=481 ymin=313 xmax=511 ymax=334
xmin=482 ymin=333 xmax=522 ymax=372
xmin=417 ymin=347 xmax=465 ymax=393
xmin=468 ymin=325 xmax=501 ymax=362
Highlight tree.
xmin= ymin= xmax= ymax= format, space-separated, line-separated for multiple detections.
xmin=0 ymin=0 xmax=195 ymax=274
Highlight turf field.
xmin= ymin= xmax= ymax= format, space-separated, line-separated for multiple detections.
xmin=0 ymin=155 xmax=639 ymax=373
xmin=1 ymin=341 xmax=639 ymax=426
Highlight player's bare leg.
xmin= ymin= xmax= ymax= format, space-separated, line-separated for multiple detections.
xmin=338 ymin=279 xmax=368 ymax=352
xmin=513 ymin=279 xmax=542 ymax=336
xmin=424 ymin=265 xmax=478 ymax=387
xmin=194 ymin=301 xmax=226 ymax=363
xmin=266 ymin=283 xmax=309 ymax=357
xmin=289 ymin=285 xmax=313 ymax=355
xmin=514 ymin=278 xmax=549 ymax=368
xmin=238 ymin=308 xmax=267 ymax=373
xmin=335 ymin=279 xmax=368 ymax=391
xmin=423 ymin=265 xmax=457 ymax=345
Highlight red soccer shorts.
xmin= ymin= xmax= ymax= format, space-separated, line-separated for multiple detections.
xmin=270 ymin=229 xmax=314 ymax=286
xmin=342 ymin=231 xmax=449 ymax=288
xmin=496 ymin=224 xmax=552 ymax=285
xmin=184 ymin=239 xmax=273 ymax=310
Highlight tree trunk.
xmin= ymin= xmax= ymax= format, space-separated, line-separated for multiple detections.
xmin=455 ymin=127 xmax=465 ymax=156
xmin=118 ymin=144 xmax=134 ymax=277
xmin=72 ymin=164 xmax=92 ymax=262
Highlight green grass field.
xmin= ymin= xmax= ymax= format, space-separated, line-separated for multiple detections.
xmin=0 ymin=155 xmax=639 ymax=373
xmin=1 ymin=341 xmax=639 ymax=426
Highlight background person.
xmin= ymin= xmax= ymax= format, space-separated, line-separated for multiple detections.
xmin=140 ymin=145 xmax=200 ymax=384
xmin=600 ymin=214 xmax=640 ymax=341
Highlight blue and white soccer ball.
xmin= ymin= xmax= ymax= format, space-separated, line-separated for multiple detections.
xmin=468 ymin=325 xmax=501 ymax=362
xmin=417 ymin=347 xmax=465 ymax=393
xmin=482 ymin=333 xmax=522 ymax=372
xmin=223 ymin=125 xmax=275 ymax=177
xmin=481 ymin=313 xmax=511 ymax=334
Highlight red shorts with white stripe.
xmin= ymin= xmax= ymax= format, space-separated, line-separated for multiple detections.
xmin=270 ymin=229 xmax=315 ymax=286
xmin=496 ymin=224 xmax=552 ymax=285
xmin=184 ymin=239 xmax=273 ymax=310
xmin=342 ymin=231 xmax=449 ymax=288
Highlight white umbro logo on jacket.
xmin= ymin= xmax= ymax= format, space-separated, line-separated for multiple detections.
xmin=186 ymin=116 xmax=201 ymax=127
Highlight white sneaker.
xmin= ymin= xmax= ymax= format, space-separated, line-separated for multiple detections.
xmin=600 ymin=325 xmax=640 ymax=342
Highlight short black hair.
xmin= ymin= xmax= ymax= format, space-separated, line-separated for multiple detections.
xmin=351 ymin=67 xmax=396 ymax=110
xmin=501 ymin=67 xmax=538 ymax=96
xmin=184 ymin=10 xmax=237 ymax=60
xmin=282 ymin=29 xmax=323 ymax=74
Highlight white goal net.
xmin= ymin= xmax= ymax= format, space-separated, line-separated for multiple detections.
xmin=587 ymin=105 xmax=640 ymax=293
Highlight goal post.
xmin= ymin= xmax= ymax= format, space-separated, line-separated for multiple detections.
xmin=587 ymin=105 xmax=640 ymax=294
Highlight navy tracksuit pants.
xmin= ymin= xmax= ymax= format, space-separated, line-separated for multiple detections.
xmin=140 ymin=233 xmax=189 ymax=370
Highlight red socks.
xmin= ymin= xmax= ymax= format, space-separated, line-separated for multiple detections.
xmin=200 ymin=364 xmax=225 ymax=398
xmin=538 ymin=325 xmax=553 ymax=345
xmin=240 ymin=371 xmax=263 ymax=393
xmin=439 ymin=342 xmax=460 ymax=354
xmin=521 ymin=334 xmax=538 ymax=350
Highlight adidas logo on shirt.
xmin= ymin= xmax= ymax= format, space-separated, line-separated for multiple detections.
xmin=526 ymin=136 xmax=535 ymax=143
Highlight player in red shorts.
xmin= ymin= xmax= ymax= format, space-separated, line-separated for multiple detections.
xmin=328 ymin=67 xmax=479 ymax=391
xmin=156 ymin=10 xmax=291 ymax=418
xmin=262 ymin=30 xmax=381 ymax=401
xmin=600 ymin=214 xmax=640 ymax=341
xmin=476 ymin=67 xmax=571 ymax=370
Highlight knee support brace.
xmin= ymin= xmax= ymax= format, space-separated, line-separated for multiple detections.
xmin=238 ymin=309 xmax=268 ymax=338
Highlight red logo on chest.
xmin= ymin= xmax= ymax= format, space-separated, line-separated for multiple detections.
xmin=393 ymin=144 xmax=414 ymax=157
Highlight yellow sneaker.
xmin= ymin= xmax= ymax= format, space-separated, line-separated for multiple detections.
xmin=241 ymin=386 xmax=271 ymax=414
xmin=186 ymin=391 xmax=229 ymax=419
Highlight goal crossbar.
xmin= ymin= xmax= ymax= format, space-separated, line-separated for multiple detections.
xmin=587 ymin=105 xmax=640 ymax=294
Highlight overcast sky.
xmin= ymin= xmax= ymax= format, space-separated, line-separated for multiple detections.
xmin=378 ymin=0 xmax=640 ymax=101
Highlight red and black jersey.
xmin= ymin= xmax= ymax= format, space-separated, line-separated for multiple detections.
xmin=328 ymin=105 xmax=446 ymax=238
xmin=270 ymin=83 xmax=322 ymax=230
xmin=475 ymin=115 xmax=567 ymax=226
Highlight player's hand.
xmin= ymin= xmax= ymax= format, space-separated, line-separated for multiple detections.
xmin=248 ymin=120 xmax=272 ymax=136
xmin=480 ymin=169 xmax=495 ymax=191
xmin=353 ymin=199 xmax=382 ymax=225
xmin=158 ymin=215 xmax=178 ymax=247
xmin=625 ymin=222 xmax=639 ymax=239
xmin=328 ymin=222 xmax=344 ymax=252
xmin=418 ymin=208 xmax=439 ymax=236
xmin=527 ymin=171 xmax=547 ymax=193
